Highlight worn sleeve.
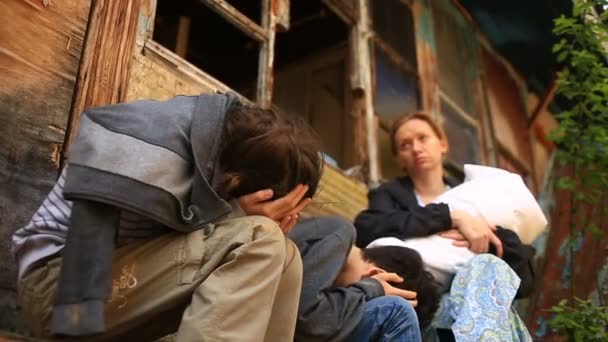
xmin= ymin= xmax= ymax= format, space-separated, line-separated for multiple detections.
xmin=493 ymin=228 xmax=536 ymax=299
xmin=296 ymin=234 xmax=385 ymax=341
xmin=51 ymin=200 xmax=120 ymax=336
xmin=354 ymin=186 xmax=452 ymax=247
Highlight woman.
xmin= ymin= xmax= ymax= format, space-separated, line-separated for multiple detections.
xmin=355 ymin=113 xmax=532 ymax=341
xmin=355 ymin=112 xmax=503 ymax=255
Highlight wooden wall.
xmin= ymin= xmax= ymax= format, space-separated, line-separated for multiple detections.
xmin=0 ymin=0 xmax=91 ymax=332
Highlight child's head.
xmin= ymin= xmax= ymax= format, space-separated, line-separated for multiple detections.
xmin=362 ymin=246 xmax=442 ymax=329
xmin=217 ymin=103 xmax=323 ymax=200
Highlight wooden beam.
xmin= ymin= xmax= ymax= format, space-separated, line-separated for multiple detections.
xmin=144 ymin=40 xmax=241 ymax=98
xmin=373 ymin=36 xmax=418 ymax=76
xmin=528 ymin=78 xmax=558 ymax=127
xmin=323 ymin=0 xmax=357 ymax=25
xmin=62 ymin=0 xmax=141 ymax=163
xmin=200 ymin=0 xmax=268 ymax=43
xmin=256 ymin=0 xmax=277 ymax=107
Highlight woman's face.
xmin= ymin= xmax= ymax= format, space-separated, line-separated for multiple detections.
xmin=393 ymin=119 xmax=447 ymax=175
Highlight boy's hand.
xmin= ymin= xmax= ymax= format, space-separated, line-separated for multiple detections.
xmin=371 ymin=272 xmax=418 ymax=307
xmin=277 ymin=214 xmax=300 ymax=234
xmin=238 ymin=184 xmax=312 ymax=233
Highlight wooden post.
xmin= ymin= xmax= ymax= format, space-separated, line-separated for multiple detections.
xmin=62 ymin=0 xmax=141 ymax=163
xmin=413 ymin=0 xmax=440 ymax=116
xmin=256 ymin=0 xmax=278 ymax=107
xmin=352 ymin=0 xmax=379 ymax=187
xmin=175 ymin=16 xmax=191 ymax=58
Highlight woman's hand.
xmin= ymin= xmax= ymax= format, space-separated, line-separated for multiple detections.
xmin=450 ymin=210 xmax=503 ymax=257
xmin=438 ymin=229 xmax=470 ymax=248
xmin=371 ymin=272 xmax=418 ymax=307
xmin=238 ymin=184 xmax=312 ymax=233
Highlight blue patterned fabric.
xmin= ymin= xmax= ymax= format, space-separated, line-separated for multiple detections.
xmin=430 ymin=254 xmax=532 ymax=341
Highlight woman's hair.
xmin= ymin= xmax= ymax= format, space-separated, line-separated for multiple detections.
xmin=362 ymin=246 xmax=442 ymax=329
xmin=216 ymin=102 xmax=323 ymax=200
xmin=390 ymin=112 xmax=449 ymax=155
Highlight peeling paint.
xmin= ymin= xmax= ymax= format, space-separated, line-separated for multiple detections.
xmin=47 ymin=124 xmax=66 ymax=135
xmin=138 ymin=13 xmax=148 ymax=37
xmin=413 ymin=0 xmax=436 ymax=54
xmin=49 ymin=143 xmax=61 ymax=168
xmin=558 ymin=232 xmax=583 ymax=289
xmin=535 ymin=315 xmax=549 ymax=337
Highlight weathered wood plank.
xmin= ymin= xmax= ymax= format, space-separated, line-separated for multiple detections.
xmin=304 ymin=165 xmax=368 ymax=222
xmin=0 ymin=0 xmax=90 ymax=332
xmin=126 ymin=42 xmax=230 ymax=101
xmin=63 ymin=0 xmax=141 ymax=160
xmin=482 ymin=48 xmax=533 ymax=172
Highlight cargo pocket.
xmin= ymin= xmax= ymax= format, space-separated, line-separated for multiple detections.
xmin=176 ymin=225 xmax=214 ymax=285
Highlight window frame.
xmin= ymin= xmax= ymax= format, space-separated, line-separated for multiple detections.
xmin=368 ymin=0 xmax=422 ymax=180
xmin=431 ymin=0 xmax=484 ymax=168
xmin=148 ymin=0 xmax=286 ymax=107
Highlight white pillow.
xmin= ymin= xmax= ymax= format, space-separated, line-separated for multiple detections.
xmin=434 ymin=164 xmax=547 ymax=244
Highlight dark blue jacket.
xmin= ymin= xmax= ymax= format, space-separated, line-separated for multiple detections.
xmin=354 ymin=177 xmax=455 ymax=248
xmin=289 ymin=217 xmax=384 ymax=341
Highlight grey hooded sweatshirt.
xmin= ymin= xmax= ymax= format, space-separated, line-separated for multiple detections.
xmin=288 ymin=216 xmax=384 ymax=342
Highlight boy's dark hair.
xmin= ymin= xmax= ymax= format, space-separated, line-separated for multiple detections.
xmin=217 ymin=102 xmax=323 ymax=200
xmin=362 ymin=246 xmax=442 ymax=329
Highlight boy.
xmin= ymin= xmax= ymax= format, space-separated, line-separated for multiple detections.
xmin=288 ymin=216 xmax=422 ymax=342
xmin=362 ymin=246 xmax=443 ymax=330
xmin=13 ymin=92 xmax=322 ymax=341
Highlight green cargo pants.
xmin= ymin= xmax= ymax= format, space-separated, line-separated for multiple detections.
xmin=18 ymin=215 xmax=302 ymax=341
